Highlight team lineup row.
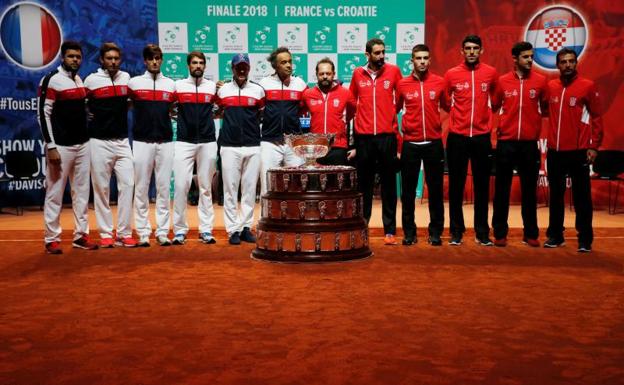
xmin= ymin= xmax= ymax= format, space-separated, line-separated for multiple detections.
xmin=38 ymin=34 xmax=603 ymax=254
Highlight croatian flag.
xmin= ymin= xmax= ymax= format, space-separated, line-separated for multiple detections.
xmin=0 ymin=3 xmax=61 ymax=69
xmin=525 ymin=6 xmax=587 ymax=70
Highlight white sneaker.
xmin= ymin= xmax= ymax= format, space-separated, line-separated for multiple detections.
xmin=137 ymin=236 xmax=150 ymax=247
xmin=157 ymin=235 xmax=172 ymax=246
xmin=172 ymin=233 xmax=186 ymax=245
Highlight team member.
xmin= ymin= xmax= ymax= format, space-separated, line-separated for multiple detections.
xmin=444 ymin=35 xmax=499 ymax=246
xmin=302 ymin=57 xmax=356 ymax=166
xmin=128 ymin=44 xmax=175 ymax=246
xmin=38 ymin=40 xmax=98 ymax=254
xmin=544 ymin=48 xmax=603 ymax=252
xmin=258 ymin=47 xmax=307 ymax=194
xmin=396 ymin=44 xmax=446 ymax=246
xmin=216 ymin=53 xmax=265 ymax=245
xmin=84 ymin=42 xmax=137 ymax=248
xmin=172 ymin=51 xmax=218 ymax=245
xmin=349 ymin=38 xmax=403 ymax=245
xmin=491 ymin=42 xmax=547 ymax=247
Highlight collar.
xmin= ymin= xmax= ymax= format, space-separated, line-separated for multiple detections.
xmin=57 ymin=65 xmax=77 ymax=79
xmin=460 ymin=61 xmax=481 ymax=71
xmin=411 ymin=71 xmax=429 ymax=81
xmin=143 ymin=70 xmax=163 ymax=80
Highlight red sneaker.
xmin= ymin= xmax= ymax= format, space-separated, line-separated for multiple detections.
xmin=45 ymin=241 xmax=63 ymax=254
xmin=100 ymin=238 xmax=115 ymax=248
xmin=72 ymin=234 xmax=99 ymax=250
xmin=494 ymin=238 xmax=507 ymax=247
xmin=384 ymin=234 xmax=398 ymax=245
xmin=115 ymin=236 xmax=138 ymax=248
xmin=522 ymin=237 xmax=540 ymax=247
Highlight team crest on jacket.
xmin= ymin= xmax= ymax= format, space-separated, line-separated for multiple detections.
xmin=205 ymin=95 xmax=211 ymax=102
xmin=290 ymin=91 xmax=297 ymax=99
xmin=120 ymin=87 xmax=128 ymax=95
xmin=383 ymin=80 xmax=390 ymax=89
xmin=481 ymin=82 xmax=488 ymax=92
xmin=248 ymin=97 xmax=255 ymax=106
xmin=529 ymin=89 xmax=537 ymax=99
xmin=163 ymin=92 xmax=170 ymax=100
xmin=333 ymin=98 xmax=340 ymax=107
xmin=429 ymin=90 xmax=436 ymax=100
xmin=569 ymin=96 xmax=577 ymax=107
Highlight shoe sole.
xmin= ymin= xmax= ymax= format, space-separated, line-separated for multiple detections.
xmin=201 ymin=239 xmax=217 ymax=244
xmin=172 ymin=240 xmax=185 ymax=245
xmin=72 ymin=243 xmax=98 ymax=250
xmin=46 ymin=249 xmax=62 ymax=254
xmin=475 ymin=239 xmax=494 ymax=246
xmin=544 ymin=242 xmax=566 ymax=248
xmin=115 ymin=242 xmax=138 ymax=248
xmin=449 ymin=241 xmax=462 ymax=246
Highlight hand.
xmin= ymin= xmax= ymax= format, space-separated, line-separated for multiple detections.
xmin=396 ymin=152 xmax=401 ymax=160
xmin=587 ymin=149 xmax=598 ymax=164
xmin=216 ymin=80 xmax=225 ymax=90
xmin=347 ymin=149 xmax=356 ymax=160
xmin=47 ymin=148 xmax=61 ymax=168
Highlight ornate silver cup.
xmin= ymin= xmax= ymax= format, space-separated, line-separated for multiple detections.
xmin=285 ymin=133 xmax=335 ymax=168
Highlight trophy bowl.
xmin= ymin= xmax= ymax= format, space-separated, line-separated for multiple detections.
xmin=285 ymin=133 xmax=335 ymax=168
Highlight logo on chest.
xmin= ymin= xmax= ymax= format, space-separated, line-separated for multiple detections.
xmin=569 ymin=96 xmax=577 ymax=107
xmin=383 ymin=80 xmax=390 ymax=89
xmin=481 ymin=82 xmax=489 ymax=92
xmin=529 ymin=89 xmax=537 ymax=99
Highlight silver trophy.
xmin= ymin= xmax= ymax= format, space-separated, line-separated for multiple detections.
xmin=285 ymin=133 xmax=335 ymax=168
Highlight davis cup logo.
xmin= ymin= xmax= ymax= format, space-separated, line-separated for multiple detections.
xmin=0 ymin=2 xmax=62 ymax=70
xmin=524 ymin=5 xmax=588 ymax=70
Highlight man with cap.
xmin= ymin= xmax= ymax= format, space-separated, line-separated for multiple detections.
xmin=216 ymin=53 xmax=265 ymax=245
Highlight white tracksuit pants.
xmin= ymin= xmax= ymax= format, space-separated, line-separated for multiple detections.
xmin=132 ymin=140 xmax=173 ymax=238
xmin=44 ymin=142 xmax=90 ymax=243
xmin=173 ymin=141 xmax=217 ymax=235
xmin=260 ymin=141 xmax=303 ymax=195
xmin=220 ymin=146 xmax=261 ymax=236
xmin=90 ymin=138 xmax=134 ymax=239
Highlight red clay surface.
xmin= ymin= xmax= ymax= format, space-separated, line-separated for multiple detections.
xmin=1 ymin=228 xmax=623 ymax=385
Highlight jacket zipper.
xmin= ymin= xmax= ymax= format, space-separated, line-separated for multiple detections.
xmin=373 ymin=77 xmax=377 ymax=135
xmin=556 ymin=87 xmax=566 ymax=151
xmin=469 ymin=70 xmax=475 ymax=137
xmin=518 ymin=77 xmax=524 ymax=140
xmin=323 ymin=90 xmax=329 ymax=134
xmin=420 ymin=80 xmax=426 ymax=141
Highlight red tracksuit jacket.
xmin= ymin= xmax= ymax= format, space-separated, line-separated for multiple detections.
xmin=495 ymin=70 xmax=548 ymax=141
xmin=349 ymin=63 xmax=403 ymax=135
xmin=396 ymin=71 xmax=446 ymax=143
xmin=302 ymin=83 xmax=356 ymax=149
xmin=546 ymin=75 xmax=603 ymax=151
xmin=444 ymin=62 xmax=498 ymax=137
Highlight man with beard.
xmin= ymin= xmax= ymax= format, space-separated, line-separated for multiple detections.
xmin=544 ymin=48 xmax=603 ymax=252
xmin=396 ymin=44 xmax=446 ymax=246
xmin=258 ymin=47 xmax=307 ymax=195
xmin=216 ymin=54 xmax=265 ymax=245
xmin=84 ymin=42 xmax=137 ymax=248
xmin=128 ymin=44 xmax=175 ymax=247
xmin=171 ymin=51 xmax=218 ymax=245
xmin=349 ymin=38 xmax=403 ymax=245
xmin=38 ymin=40 xmax=98 ymax=254
xmin=443 ymin=35 xmax=499 ymax=246
xmin=302 ymin=57 xmax=356 ymax=166
xmin=491 ymin=42 xmax=547 ymax=247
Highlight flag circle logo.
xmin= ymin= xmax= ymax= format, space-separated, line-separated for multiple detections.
xmin=0 ymin=2 xmax=62 ymax=70
xmin=524 ymin=5 xmax=588 ymax=71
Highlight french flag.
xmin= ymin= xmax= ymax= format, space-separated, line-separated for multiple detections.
xmin=525 ymin=7 xmax=586 ymax=69
xmin=0 ymin=3 xmax=61 ymax=68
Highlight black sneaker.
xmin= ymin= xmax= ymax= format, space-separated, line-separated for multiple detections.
xmin=544 ymin=238 xmax=565 ymax=248
xmin=475 ymin=235 xmax=494 ymax=246
xmin=449 ymin=234 xmax=462 ymax=246
xmin=402 ymin=237 xmax=415 ymax=246
xmin=229 ymin=231 xmax=241 ymax=245
xmin=428 ymin=235 xmax=442 ymax=246
xmin=240 ymin=227 xmax=256 ymax=243
xmin=577 ymin=243 xmax=592 ymax=253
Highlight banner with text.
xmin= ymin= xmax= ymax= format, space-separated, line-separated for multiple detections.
xmin=156 ymin=0 xmax=425 ymax=84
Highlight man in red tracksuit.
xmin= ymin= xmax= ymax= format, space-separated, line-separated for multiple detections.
xmin=545 ymin=48 xmax=603 ymax=252
xmin=302 ymin=57 xmax=356 ymax=166
xmin=444 ymin=35 xmax=499 ymax=246
xmin=492 ymin=41 xmax=548 ymax=247
xmin=349 ymin=38 xmax=403 ymax=245
xmin=396 ymin=44 xmax=446 ymax=246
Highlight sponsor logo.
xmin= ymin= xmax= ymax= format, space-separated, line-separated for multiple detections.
xmin=0 ymin=2 xmax=62 ymax=69
xmin=159 ymin=23 xmax=188 ymax=53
